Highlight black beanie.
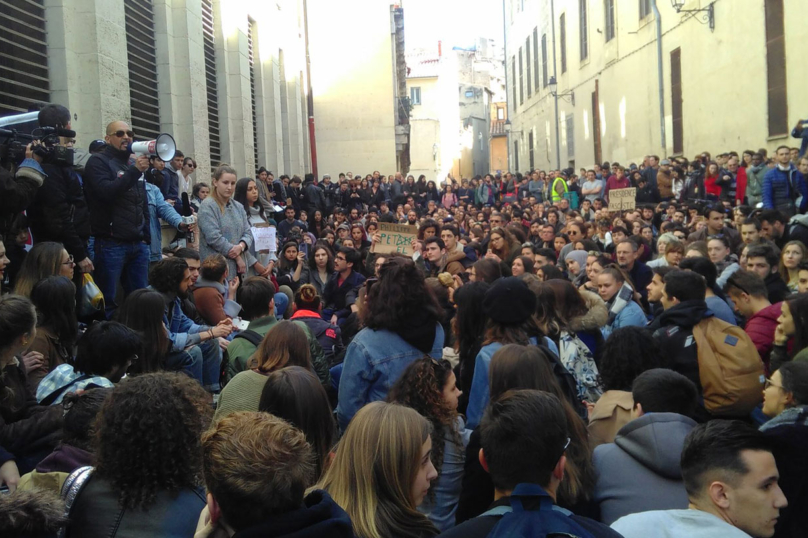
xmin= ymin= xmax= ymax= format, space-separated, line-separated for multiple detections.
xmin=483 ymin=277 xmax=537 ymax=325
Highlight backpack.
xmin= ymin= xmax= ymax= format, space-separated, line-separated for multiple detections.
xmin=220 ymin=329 xmax=264 ymax=388
xmin=484 ymin=483 xmax=595 ymax=538
xmin=691 ymin=316 xmax=765 ymax=416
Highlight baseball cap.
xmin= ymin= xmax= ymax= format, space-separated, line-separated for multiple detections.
xmin=89 ymin=140 xmax=106 ymax=153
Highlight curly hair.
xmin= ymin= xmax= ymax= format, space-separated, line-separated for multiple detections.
xmin=387 ymin=357 xmax=459 ymax=492
xmin=148 ymin=257 xmax=189 ymax=294
xmin=599 ymin=327 xmax=663 ymax=391
xmin=94 ymin=373 xmax=212 ymax=509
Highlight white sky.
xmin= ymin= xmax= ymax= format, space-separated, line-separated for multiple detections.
xmin=403 ymin=0 xmax=504 ymax=52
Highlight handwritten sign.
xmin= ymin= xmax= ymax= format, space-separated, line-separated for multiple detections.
xmin=608 ymin=188 xmax=637 ymax=211
xmin=252 ymin=225 xmax=277 ymax=252
xmin=377 ymin=222 xmax=417 ymax=255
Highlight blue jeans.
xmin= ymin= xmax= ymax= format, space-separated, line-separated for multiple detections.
xmin=165 ymin=339 xmax=222 ymax=392
xmin=93 ymin=238 xmax=150 ymax=318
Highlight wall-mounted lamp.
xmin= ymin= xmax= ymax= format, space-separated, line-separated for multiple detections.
xmin=548 ymin=76 xmax=575 ymax=106
xmin=671 ymin=0 xmax=715 ymax=32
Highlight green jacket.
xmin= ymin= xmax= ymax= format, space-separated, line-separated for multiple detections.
xmin=224 ymin=315 xmax=331 ymax=387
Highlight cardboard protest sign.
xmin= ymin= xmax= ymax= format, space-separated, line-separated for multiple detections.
xmin=609 ymin=188 xmax=637 ymax=211
xmin=252 ymin=225 xmax=277 ymax=252
xmin=376 ymin=222 xmax=417 ymax=255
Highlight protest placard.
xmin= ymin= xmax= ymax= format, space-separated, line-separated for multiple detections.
xmin=376 ymin=222 xmax=417 ymax=255
xmin=609 ymin=188 xmax=637 ymax=211
xmin=252 ymin=225 xmax=277 ymax=252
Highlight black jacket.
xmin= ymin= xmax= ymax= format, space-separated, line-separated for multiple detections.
xmin=303 ymin=179 xmax=326 ymax=215
xmin=0 ymin=161 xmax=44 ymax=237
xmin=765 ymin=272 xmax=791 ymax=304
xmin=319 ymin=181 xmax=339 ymax=213
xmin=84 ymin=146 xmax=150 ymax=243
xmin=649 ymin=300 xmax=711 ymax=393
xmin=322 ymin=270 xmax=365 ymax=319
xmin=234 ymin=490 xmax=355 ymax=538
xmin=28 ymin=163 xmax=91 ymax=261
xmin=0 ymin=360 xmax=62 ymax=457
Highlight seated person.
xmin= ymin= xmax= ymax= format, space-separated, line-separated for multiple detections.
xmin=612 ymin=420 xmax=787 ymax=538
xmin=441 ymin=390 xmax=621 ymax=538
xmin=593 ymin=369 xmax=699 ymax=525
xmin=197 ymin=412 xmax=353 ymax=537
xmin=191 ymin=254 xmax=241 ymax=326
xmin=37 ymin=322 xmax=140 ymax=405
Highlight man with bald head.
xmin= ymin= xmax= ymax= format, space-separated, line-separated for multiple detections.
xmin=84 ymin=120 xmax=152 ymax=318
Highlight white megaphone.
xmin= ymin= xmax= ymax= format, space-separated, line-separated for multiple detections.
xmin=129 ymin=133 xmax=176 ymax=161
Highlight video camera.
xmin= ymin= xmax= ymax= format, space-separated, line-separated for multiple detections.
xmin=0 ymin=111 xmax=75 ymax=167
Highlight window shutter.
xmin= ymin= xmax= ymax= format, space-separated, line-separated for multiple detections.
xmin=0 ymin=0 xmax=49 ymax=115
xmin=201 ymin=0 xmax=221 ymax=167
xmin=125 ymin=0 xmax=161 ymax=140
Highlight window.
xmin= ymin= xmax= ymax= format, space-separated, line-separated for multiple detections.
xmin=765 ymin=0 xmax=788 ymax=136
xmin=529 ymin=130 xmax=535 ymax=169
xmin=514 ymin=140 xmax=520 ymax=171
xmin=526 ymin=37 xmax=532 ymax=97
xmin=639 ymin=0 xmax=651 ymax=19
xmin=512 ymin=57 xmax=517 ymax=109
xmin=125 ymin=0 xmax=161 ymax=140
xmin=670 ymin=48 xmax=683 ymax=154
xmin=604 ymin=0 xmax=615 ymax=42
xmin=559 ymin=14 xmax=567 ymax=73
xmin=497 ymin=107 xmax=505 ymax=120
xmin=0 ymin=0 xmax=49 ymax=115
xmin=518 ymin=47 xmax=524 ymax=105
xmin=410 ymin=87 xmax=421 ymax=105
xmin=541 ymin=34 xmax=548 ymax=87
xmin=247 ymin=18 xmax=259 ymax=168
xmin=579 ymin=0 xmax=588 ymax=61
xmin=566 ymin=113 xmax=575 ymax=158
xmin=201 ymin=0 xmax=221 ymax=166
xmin=533 ymin=28 xmax=540 ymax=90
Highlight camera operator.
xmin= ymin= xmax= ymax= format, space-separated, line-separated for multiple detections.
xmin=84 ymin=120 xmax=150 ymax=318
xmin=0 ymin=139 xmax=47 ymax=240
xmin=26 ymin=104 xmax=93 ymax=274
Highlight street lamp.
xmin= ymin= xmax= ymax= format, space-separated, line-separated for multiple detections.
xmin=671 ymin=0 xmax=715 ymax=32
xmin=548 ymin=76 xmax=574 ymax=106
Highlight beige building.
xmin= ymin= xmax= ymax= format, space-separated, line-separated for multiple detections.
xmin=505 ymin=0 xmax=808 ymax=172
xmin=307 ymin=0 xmax=409 ymax=177
xmin=490 ymin=101 xmax=508 ymax=174
xmin=406 ymin=52 xmax=460 ymax=183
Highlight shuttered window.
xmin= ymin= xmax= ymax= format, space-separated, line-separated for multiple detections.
xmin=579 ymin=0 xmax=588 ymax=61
xmin=764 ymin=0 xmax=787 ymax=137
xmin=201 ymin=0 xmax=221 ymax=166
xmin=566 ymin=113 xmax=575 ymax=158
xmin=0 ymin=0 xmax=49 ymax=115
xmin=671 ymin=48 xmax=683 ymax=155
xmin=532 ymin=28 xmax=539 ymax=90
xmin=248 ymin=19 xmax=259 ymax=168
xmin=525 ymin=37 xmax=531 ymax=98
xmin=125 ymin=0 xmax=161 ymax=140
xmin=541 ymin=34 xmax=548 ymax=87
xmin=518 ymin=47 xmax=524 ymax=105
xmin=511 ymin=57 xmax=517 ymax=110
xmin=559 ymin=14 xmax=567 ymax=74
xmin=604 ymin=0 xmax=615 ymax=42
xmin=528 ymin=130 xmax=534 ymax=169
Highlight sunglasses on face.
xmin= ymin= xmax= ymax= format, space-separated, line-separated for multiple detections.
xmin=111 ymin=130 xmax=135 ymax=138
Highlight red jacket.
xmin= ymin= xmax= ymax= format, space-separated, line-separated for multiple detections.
xmin=734 ymin=167 xmax=748 ymax=205
xmin=704 ymin=173 xmax=722 ymax=197
xmin=745 ymin=301 xmax=782 ymax=374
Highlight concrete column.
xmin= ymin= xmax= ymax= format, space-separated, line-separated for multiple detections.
xmin=153 ymin=0 xmax=212 ymax=179
xmin=285 ymin=73 xmax=304 ymax=175
xmin=45 ymin=0 xmax=131 ymax=144
xmin=258 ymin=51 xmax=283 ymax=175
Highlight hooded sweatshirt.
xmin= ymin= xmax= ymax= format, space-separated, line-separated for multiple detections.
xmin=593 ymin=412 xmax=697 ymax=525
xmin=745 ymin=302 xmax=781 ymax=373
xmin=611 ymin=509 xmax=751 ymax=538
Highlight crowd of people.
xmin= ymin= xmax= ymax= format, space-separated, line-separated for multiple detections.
xmin=1 ymin=102 xmax=808 ymax=537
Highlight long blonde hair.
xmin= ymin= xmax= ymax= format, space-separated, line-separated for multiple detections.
xmin=313 ymin=402 xmax=437 ymax=538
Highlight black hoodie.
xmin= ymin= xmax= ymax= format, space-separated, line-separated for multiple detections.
xmin=233 ymin=490 xmax=355 ymax=538
xmin=649 ymin=299 xmax=712 ymax=394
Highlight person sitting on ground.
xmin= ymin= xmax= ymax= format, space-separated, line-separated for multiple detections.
xmin=442 ymin=390 xmax=620 ymax=538
xmin=336 ymin=256 xmax=444 ymax=431
xmin=18 ymin=388 xmax=110 ymax=494
xmin=62 ymin=373 xmax=213 ymax=538
xmin=611 ymin=420 xmax=787 ymax=538
xmin=191 ymin=254 xmax=241 ymax=326
xmin=597 ymin=266 xmax=647 ymax=338
xmin=37 ymin=321 xmax=139 ymax=406
xmin=289 ymin=283 xmax=344 ymax=367
xmin=388 ymin=357 xmax=471 ymax=532
xmin=725 ymin=270 xmax=782 ymax=372
xmin=678 ymin=257 xmax=737 ymax=325
xmin=593 ymin=369 xmax=699 ymax=525
xmin=588 ymin=327 xmax=663 ymax=447
xmin=770 ymin=293 xmax=808 ymax=371
xmin=314 ymin=401 xmax=439 ymax=538
xmin=321 ymin=247 xmax=366 ymax=327
xmin=746 ymin=244 xmax=791 ymax=304
xmin=215 ymin=321 xmax=312 ymax=421
xmin=196 ymin=411 xmax=353 ymax=538
xmin=760 ymin=361 xmax=808 ymax=538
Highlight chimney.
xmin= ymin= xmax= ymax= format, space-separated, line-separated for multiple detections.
xmin=438 ymin=40 xmax=442 ymax=57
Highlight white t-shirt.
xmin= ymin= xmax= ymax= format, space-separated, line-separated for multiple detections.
xmin=611 ymin=509 xmax=751 ymax=538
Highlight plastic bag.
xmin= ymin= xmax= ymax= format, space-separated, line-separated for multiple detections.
xmin=79 ymin=273 xmax=105 ymax=318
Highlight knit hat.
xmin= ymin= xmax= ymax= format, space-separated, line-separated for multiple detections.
xmin=565 ymin=250 xmax=589 ymax=269
xmin=483 ymin=277 xmax=537 ymax=325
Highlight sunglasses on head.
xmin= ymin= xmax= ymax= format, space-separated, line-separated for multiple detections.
xmin=111 ymin=130 xmax=134 ymax=138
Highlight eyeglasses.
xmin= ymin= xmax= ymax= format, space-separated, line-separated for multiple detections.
xmin=111 ymin=130 xmax=135 ymax=138
xmin=335 ymin=256 xmax=346 ymax=262
xmin=764 ymin=378 xmax=784 ymax=391
xmin=62 ymin=255 xmax=75 ymax=266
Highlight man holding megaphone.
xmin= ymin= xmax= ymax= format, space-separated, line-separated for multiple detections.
xmin=83 ymin=120 xmax=154 ymax=318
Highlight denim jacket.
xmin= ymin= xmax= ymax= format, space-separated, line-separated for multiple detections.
xmin=162 ymin=294 xmax=208 ymax=351
xmin=146 ymin=182 xmax=182 ymax=262
xmin=336 ymin=324 xmax=444 ymax=431
xmin=466 ymin=337 xmax=560 ymax=429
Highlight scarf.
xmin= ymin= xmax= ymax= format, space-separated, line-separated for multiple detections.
xmin=607 ymin=282 xmax=635 ymax=325
xmin=760 ymin=405 xmax=808 ymax=432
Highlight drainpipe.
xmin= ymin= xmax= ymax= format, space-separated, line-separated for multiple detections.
xmin=303 ymin=0 xmax=318 ymax=178
xmin=502 ymin=0 xmax=510 ymax=172
xmin=550 ymin=0 xmax=560 ymax=170
xmin=651 ymin=0 xmax=667 ymax=155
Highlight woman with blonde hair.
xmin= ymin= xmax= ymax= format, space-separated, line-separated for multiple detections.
xmin=12 ymin=241 xmax=74 ymax=298
xmin=779 ymin=240 xmax=806 ymax=292
xmin=213 ymin=320 xmax=311 ymax=420
xmin=314 ymin=401 xmax=439 ymax=538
